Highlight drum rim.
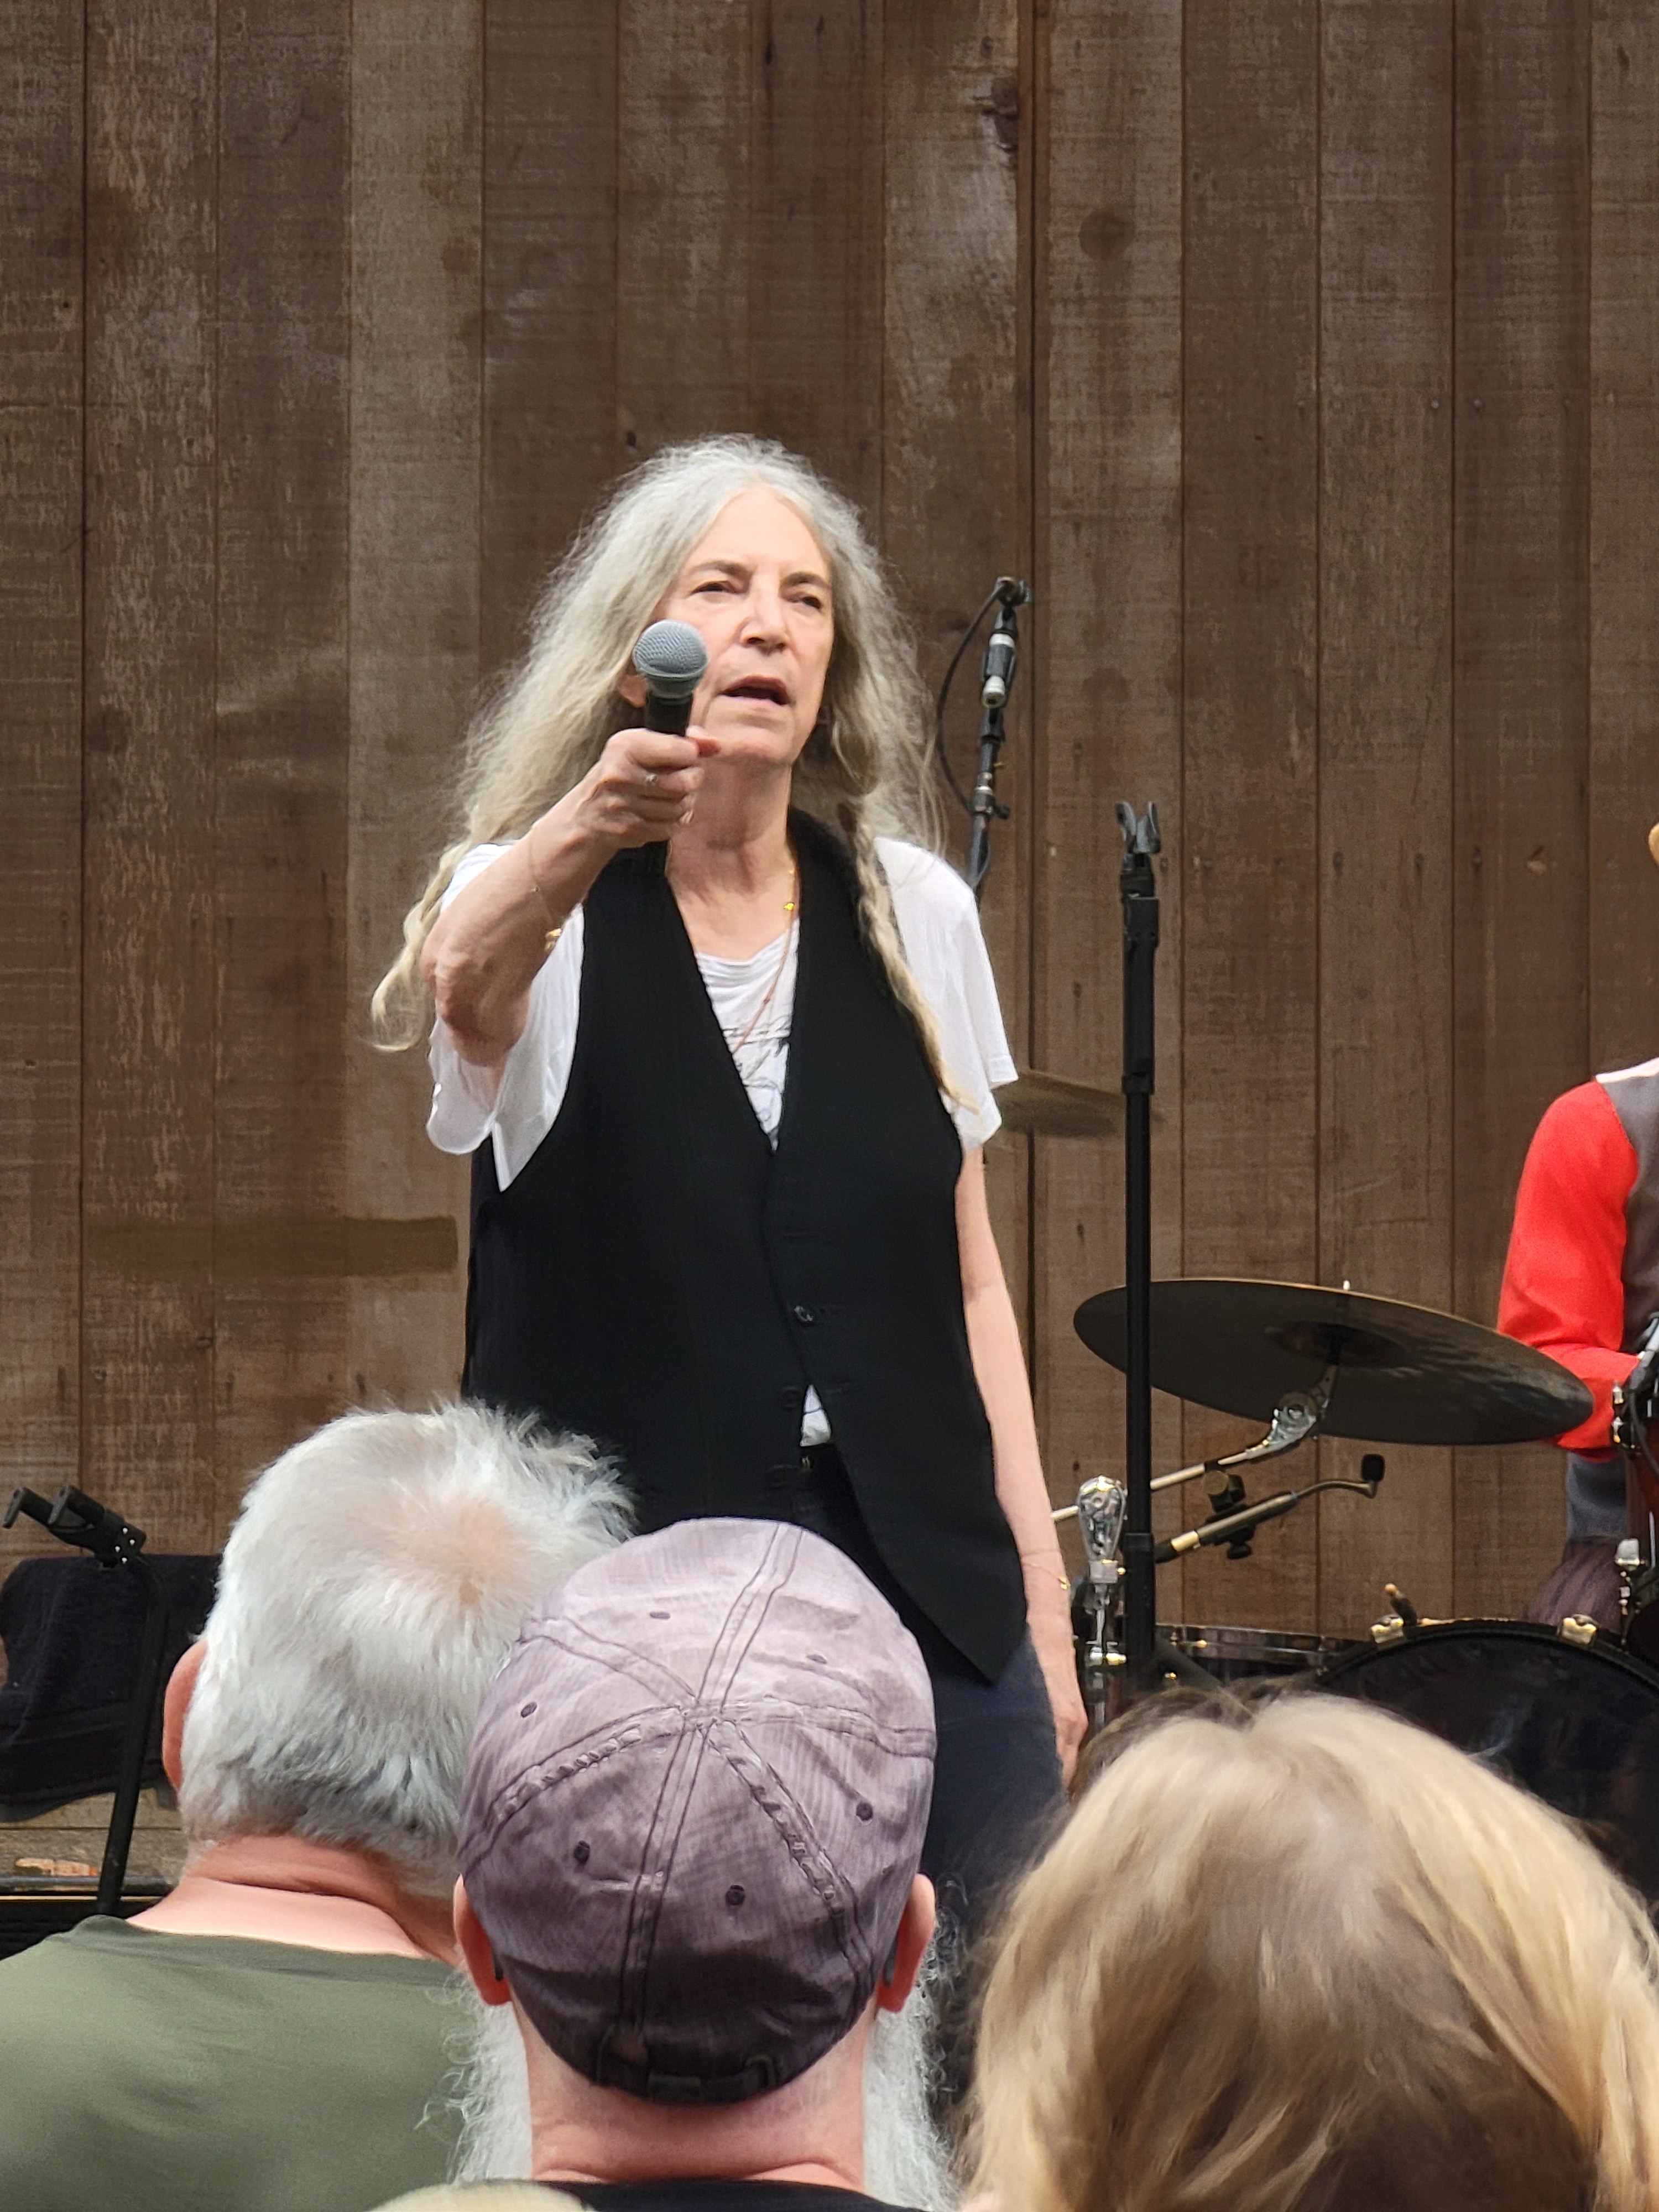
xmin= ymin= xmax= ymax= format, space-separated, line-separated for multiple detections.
xmin=1317 ymin=1615 xmax=1659 ymax=1691
xmin=1163 ymin=1621 xmax=1359 ymax=1652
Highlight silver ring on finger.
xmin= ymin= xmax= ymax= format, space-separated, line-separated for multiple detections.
xmin=645 ymin=771 xmax=659 ymax=789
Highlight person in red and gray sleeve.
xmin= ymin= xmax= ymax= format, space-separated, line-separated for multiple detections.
xmin=1498 ymin=825 xmax=1659 ymax=1627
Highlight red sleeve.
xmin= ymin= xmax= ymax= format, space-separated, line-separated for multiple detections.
xmin=1498 ymin=1081 xmax=1641 ymax=1451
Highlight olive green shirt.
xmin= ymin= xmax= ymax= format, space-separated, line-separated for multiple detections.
xmin=0 ymin=1914 xmax=460 ymax=2212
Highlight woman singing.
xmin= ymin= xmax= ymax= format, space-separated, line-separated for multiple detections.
xmin=376 ymin=436 xmax=1085 ymax=1922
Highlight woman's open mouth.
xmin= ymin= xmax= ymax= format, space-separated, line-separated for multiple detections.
xmin=723 ymin=675 xmax=790 ymax=705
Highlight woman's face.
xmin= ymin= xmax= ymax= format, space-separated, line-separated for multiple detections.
xmin=650 ymin=487 xmax=836 ymax=771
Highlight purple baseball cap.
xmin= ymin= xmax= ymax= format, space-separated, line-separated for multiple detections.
xmin=458 ymin=1518 xmax=937 ymax=2105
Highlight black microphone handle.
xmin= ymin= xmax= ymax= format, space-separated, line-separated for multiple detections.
xmin=643 ymin=691 xmax=693 ymax=736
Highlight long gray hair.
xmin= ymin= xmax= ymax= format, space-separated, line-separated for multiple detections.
xmin=373 ymin=436 xmax=947 ymax=1072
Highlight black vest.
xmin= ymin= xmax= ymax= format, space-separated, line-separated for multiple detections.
xmin=464 ymin=817 xmax=1025 ymax=1681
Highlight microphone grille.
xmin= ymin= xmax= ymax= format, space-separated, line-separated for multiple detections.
xmin=632 ymin=620 xmax=708 ymax=701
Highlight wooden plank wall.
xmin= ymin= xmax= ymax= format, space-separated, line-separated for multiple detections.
xmin=4 ymin=0 xmax=1657 ymax=1643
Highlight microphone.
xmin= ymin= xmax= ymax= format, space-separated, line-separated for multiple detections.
xmin=980 ymin=608 xmax=1017 ymax=709
xmin=979 ymin=578 xmax=1029 ymax=709
xmin=632 ymin=620 xmax=708 ymax=735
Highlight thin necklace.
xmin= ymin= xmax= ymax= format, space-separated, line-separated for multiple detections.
xmin=728 ymin=859 xmax=800 ymax=1069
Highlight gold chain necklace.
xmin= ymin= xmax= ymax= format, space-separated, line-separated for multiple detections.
xmin=728 ymin=859 xmax=800 ymax=1068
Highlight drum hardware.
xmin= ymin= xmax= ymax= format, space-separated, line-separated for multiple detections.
xmin=1370 ymin=1581 xmax=1447 ymax=1646
xmin=1156 ymin=1453 xmax=1385 ymax=1566
xmin=1149 ymin=1386 xmax=1326 ymax=1497
xmin=1613 ymin=1314 xmax=1659 ymax=1519
xmin=1559 ymin=1614 xmax=1600 ymax=1648
xmin=1618 ymin=1538 xmax=1645 ymax=1632
xmin=1058 ymin=1457 xmax=1383 ymax=1720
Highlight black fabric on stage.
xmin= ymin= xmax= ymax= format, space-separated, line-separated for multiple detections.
xmin=0 ymin=1554 xmax=218 ymax=1818
xmin=465 ymin=813 xmax=1025 ymax=1682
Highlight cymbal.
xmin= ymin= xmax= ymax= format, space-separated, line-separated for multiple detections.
xmin=1073 ymin=1277 xmax=1593 ymax=1447
xmin=996 ymin=1070 xmax=1134 ymax=1140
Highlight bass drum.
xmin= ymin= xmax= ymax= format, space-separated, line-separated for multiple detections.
xmin=1318 ymin=1620 xmax=1659 ymax=1902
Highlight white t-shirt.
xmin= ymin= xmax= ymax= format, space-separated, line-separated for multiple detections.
xmin=426 ymin=836 xmax=1017 ymax=1447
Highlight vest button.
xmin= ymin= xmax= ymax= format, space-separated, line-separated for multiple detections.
xmin=791 ymin=1303 xmax=816 ymax=1325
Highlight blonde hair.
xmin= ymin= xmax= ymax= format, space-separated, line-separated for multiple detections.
xmin=373 ymin=435 xmax=949 ymax=1077
xmin=970 ymin=1693 xmax=1659 ymax=2212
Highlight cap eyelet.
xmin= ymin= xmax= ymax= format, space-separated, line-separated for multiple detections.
xmin=520 ymin=1702 xmax=538 ymax=1718
xmin=855 ymin=1801 xmax=874 ymax=1822
xmin=574 ymin=1841 xmax=591 ymax=1866
xmin=726 ymin=1884 xmax=746 ymax=1908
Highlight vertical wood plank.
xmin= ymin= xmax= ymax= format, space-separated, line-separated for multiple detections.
xmin=883 ymin=0 xmax=1030 ymax=1357
xmin=1180 ymin=0 xmax=1321 ymax=1630
xmin=215 ymin=0 xmax=353 ymax=1525
xmin=480 ymin=0 xmax=618 ymax=670
xmin=79 ymin=0 xmax=218 ymax=1551
xmin=1316 ymin=0 xmax=1456 ymax=1630
xmin=1589 ymin=4 xmax=1659 ymax=1072
xmin=615 ymin=1 xmax=752 ymax=457
xmin=1030 ymin=0 xmax=1185 ymax=1563
xmin=1453 ymin=0 xmax=1590 ymax=1616
xmin=0 ymin=0 xmax=82 ymax=1554
xmin=346 ymin=0 xmax=479 ymax=1412
xmin=751 ymin=0 xmax=884 ymax=517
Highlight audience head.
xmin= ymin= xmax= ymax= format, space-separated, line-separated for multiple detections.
xmin=454 ymin=1518 xmax=937 ymax=2175
xmin=174 ymin=1403 xmax=629 ymax=1898
xmin=971 ymin=1691 xmax=1659 ymax=2212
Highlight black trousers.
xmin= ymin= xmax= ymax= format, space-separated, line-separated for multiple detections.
xmin=781 ymin=1445 xmax=1065 ymax=1948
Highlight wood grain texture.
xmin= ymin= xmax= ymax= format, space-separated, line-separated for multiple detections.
xmin=480 ymin=0 xmax=619 ymax=669
xmin=0 ymin=0 xmax=82 ymax=1563
xmin=79 ymin=0 xmax=217 ymax=1552
xmin=1316 ymin=0 xmax=1456 ymax=1629
xmin=616 ymin=0 xmax=752 ymax=456
xmin=1589 ymin=2 xmax=1659 ymax=1074
xmin=213 ymin=0 xmax=353 ymax=1524
xmin=883 ymin=0 xmax=1031 ymax=1356
xmin=752 ymin=0 xmax=884 ymax=516
xmin=1030 ymin=0 xmax=1185 ymax=1575
xmin=1180 ymin=0 xmax=1322 ymax=1630
xmin=347 ymin=0 xmax=478 ymax=1413
xmin=8 ymin=0 xmax=1657 ymax=1645
xmin=1452 ymin=0 xmax=1591 ymax=1618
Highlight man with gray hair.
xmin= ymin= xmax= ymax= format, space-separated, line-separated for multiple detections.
xmin=0 ymin=1403 xmax=627 ymax=2212
xmin=374 ymin=1516 xmax=947 ymax=2212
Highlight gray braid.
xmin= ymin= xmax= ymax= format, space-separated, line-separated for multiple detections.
xmin=837 ymin=800 xmax=968 ymax=1109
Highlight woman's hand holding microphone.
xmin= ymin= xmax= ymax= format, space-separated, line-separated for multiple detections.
xmin=561 ymin=724 xmax=718 ymax=850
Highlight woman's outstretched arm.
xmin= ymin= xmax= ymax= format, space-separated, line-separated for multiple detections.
xmin=422 ymin=727 xmax=711 ymax=1069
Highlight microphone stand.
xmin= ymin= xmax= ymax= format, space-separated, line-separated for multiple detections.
xmin=1116 ymin=802 xmax=1161 ymax=1690
xmin=967 ymin=582 xmax=1029 ymax=896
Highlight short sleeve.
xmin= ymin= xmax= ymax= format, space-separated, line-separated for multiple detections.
xmin=878 ymin=839 xmax=1017 ymax=1149
xmin=425 ymin=842 xmax=587 ymax=1187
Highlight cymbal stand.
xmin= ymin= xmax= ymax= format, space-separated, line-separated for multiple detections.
xmin=1150 ymin=1379 xmax=1331 ymax=1503
xmin=1116 ymin=802 xmax=1161 ymax=1688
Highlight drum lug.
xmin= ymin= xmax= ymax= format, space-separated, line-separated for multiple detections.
xmin=1559 ymin=1615 xmax=1599 ymax=1648
xmin=1370 ymin=1618 xmax=1406 ymax=1647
